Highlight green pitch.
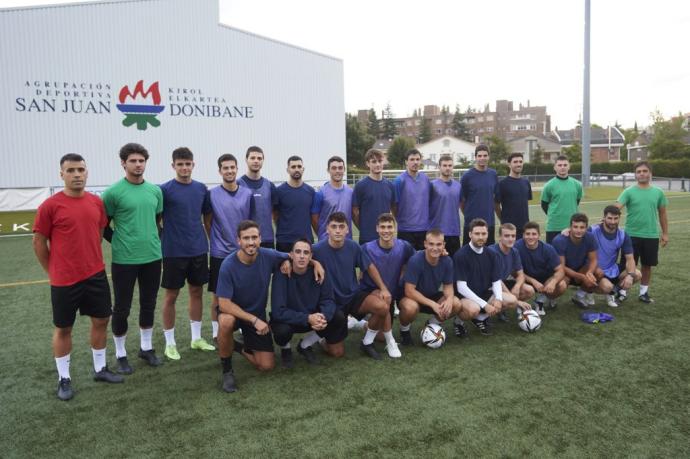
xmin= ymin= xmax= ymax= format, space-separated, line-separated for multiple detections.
xmin=1 ymin=193 xmax=689 ymax=457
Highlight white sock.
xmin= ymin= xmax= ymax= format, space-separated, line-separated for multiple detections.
xmin=428 ymin=316 xmax=441 ymax=325
xmin=164 ymin=328 xmax=176 ymax=347
xmin=362 ymin=328 xmax=378 ymax=345
xmin=281 ymin=343 xmax=291 ymax=350
xmin=640 ymin=285 xmax=648 ymax=295
xmin=536 ymin=293 xmax=546 ymax=304
xmin=55 ymin=354 xmax=71 ymax=380
xmin=92 ymin=348 xmax=106 ymax=372
xmin=190 ymin=321 xmax=202 ymax=342
xmin=476 ymin=313 xmax=488 ymax=321
xmin=357 ymin=319 xmax=368 ymax=328
xmin=400 ymin=323 xmax=411 ymax=332
xmin=300 ymin=331 xmax=320 ymax=348
xmin=383 ymin=330 xmax=396 ymax=346
xmin=140 ymin=328 xmax=153 ymax=351
xmin=619 ymin=289 xmax=627 ymax=296
xmin=576 ymin=289 xmax=586 ymax=298
xmin=212 ymin=320 xmax=219 ymax=338
xmin=114 ymin=335 xmax=127 ymax=358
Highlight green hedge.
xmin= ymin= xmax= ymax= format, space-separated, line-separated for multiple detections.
xmin=509 ymin=160 xmax=690 ymax=178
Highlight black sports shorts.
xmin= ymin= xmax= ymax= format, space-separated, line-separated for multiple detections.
xmin=51 ymin=271 xmax=112 ymax=328
xmin=161 ymin=254 xmax=209 ymax=289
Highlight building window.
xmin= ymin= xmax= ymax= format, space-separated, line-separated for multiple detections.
xmin=486 ymin=127 xmax=493 ymax=132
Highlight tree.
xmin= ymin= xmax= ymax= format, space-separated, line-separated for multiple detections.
xmin=485 ymin=135 xmax=511 ymax=163
xmin=418 ymin=117 xmax=432 ymax=144
xmin=367 ymin=108 xmax=380 ymax=139
xmin=451 ymin=104 xmax=471 ymax=141
xmin=648 ymin=116 xmax=690 ymax=159
xmin=346 ymin=113 xmax=374 ymax=168
xmin=382 ymin=103 xmax=398 ymax=139
xmin=386 ymin=137 xmax=416 ymax=168
xmin=562 ymin=142 xmax=582 ymax=163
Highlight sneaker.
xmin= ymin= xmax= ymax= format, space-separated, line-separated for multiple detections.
xmin=616 ymin=290 xmax=628 ymax=303
xmin=471 ymin=319 xmax=492 ymax=336
xmin=453 ymin=321 xmax=468 ymax=338
xmin=385 ymin=341 xmax=402 ymax=358
xmin=360 ymin=342 xmax=382 ymax=360
xmin=534 ymin=300 xmax=546 ymax=316
xmin=280 ymin=348 xmax=294 ymax=369
xmin=496 ymin=311 xmax=509 ymax=323
xmin=638 ymin=292 xmax=654 ymax=304
xmin=400 ymin=329 xmax=413 ymax=346
xmin=606 ymin=294 xmax=619 ymax=308
xmin=56 ymin=377 xmax=74 ymax=401
xmin=571 ymin=295 xmax=588 ymax=309
xmin=297 ymin=340 xmax=319 ymax=365
xmin=393 ymin=304 xmax=400 ymax=317
xmin=585 ymin=293 xmax=596 ymax=306
xmin=93 ymin=366 xmax=125 ymax=383
xmin=191 ymin=338 xmax=215 ymax=351
xmin=138 ymin=349 xmax=162 ymax=367
xmin=221 ymin=370 xmax=238 ymax=393
xmin=115 ymin=356 xmax=133 ymax=375
xmin=165 ymin=345 xmax=181 ymax=361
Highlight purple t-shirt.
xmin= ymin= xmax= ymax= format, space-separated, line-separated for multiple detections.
xmin=552 ymin=232 xmax=599 ymax=271
xmin=460 ymin=168 xmax=498 ymax=226
xmin=310 ymin=182 xmax=353 ymax=241
xmin=488 ymin=243 xmax=523 ymax=280
xmin=159 ymin=179 xmax=211 ymax=258
xmin=590 ymin=224 xmax=633 ymax=278
xmin=209 ymin=184 xmax=252 ymax=258
xmin=393 ymin=171 xmax=431 ymax=232
xmin=360 ymin=239 xmax=415 ymax=298
xmin=238 ymin=175 xmax=276 ymax=243
xmin=429 ymin=178 xmax=462 ymax=236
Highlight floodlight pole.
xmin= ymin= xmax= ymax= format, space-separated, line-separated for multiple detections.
xmin=582 ymin=0 xmax=591 ymax=187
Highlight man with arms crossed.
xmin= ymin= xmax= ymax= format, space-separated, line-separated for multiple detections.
xmin=541 ymin=155 xmax=583 ymax=243
xmin=616 ymin=161 xmax=669 ymax=303
xmin=273 ymin=155 xmax=315 ymax=252
xmin=460 ymin=144 xmax=499 ymax=246
xmin=495 ymin=153 xmax=532 ymax=240
xmin=393 ymin=148 xmax=431 ymax=250
xmin=311 ymin=155 xmax=353 ymax=242
xmin=352 ymin=149 xmax=396 ymax=245
xmin=398 ymin=229 xmax=465 ymax=345
xmin=429 ymin=154 xmax=462 ymax=256
xmin=159 ymin=147 xmax=215 ymax=361
xmin=515 ymin=222 xmax=567 ymax=315
xmin=238 ymin=146 xmax=277 ymax=249
xmin=270 ymin=239 xmax=347 ymax=367
xmin=34 ymin=154 xmax=123 ymax=400
xmin=102 ymin=143 xmax=163 ymax=373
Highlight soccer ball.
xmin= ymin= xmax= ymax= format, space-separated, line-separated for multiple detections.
xmin=420 ymin=323 xmax=446 ymax=348
xmin=518 ymin=310 xmax=542 ymax=333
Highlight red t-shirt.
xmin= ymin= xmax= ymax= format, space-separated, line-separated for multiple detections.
xmin=33 ymin=191 xmax=107 ymax=286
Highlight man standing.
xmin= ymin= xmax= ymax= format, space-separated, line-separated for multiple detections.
xmin=429 ymin=154 xmax=462 ymax=256
xmin=515 ymin=222 xmax=567 ymax=316
xmin=460 ymin=144 xmax=498 ymax=246
xmin=273 ymin=155 xmax=315 ymax=253
xmin=34 ymin=154 xmax=123 ymax=400
xmin=208 ymin=154 xmax=253 ymax=343
xmin=102 ymin=143 xmax=163 ymax=374
xmin=352 ymin=149 xmax=396 ymax=245
xmin=541 ymin=155 xmax=583 ymax=243
xmin=616 ymin=161 xmax=669 ymax=303
xmin=159 ymin=147 xmax=215 ymax=361
xmin=495 ymin=153 xmax=533 ymax=239
xmin=238 ymin=146 xmax=277 ymax=249
xmin=270 ymin=239 xmax=347 ymax=367
xmin=311 ymin=155 xmax=353 ymax=241
xmin=313 ymin=212 xmax=397 ymax=359
xmin=393 ymin=148 xmax=431 ymax=250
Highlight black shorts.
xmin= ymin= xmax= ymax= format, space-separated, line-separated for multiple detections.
xmin=631 ymin=237 xmax=659 ymax=267
xmin=418 ymin=291 xmax=445 ymax=315
xmin=503 ymin=279 xmax=516 ymax=291
xmin=161 ymin=254 xmax=209 ymax=289
xmin=275 ymin=242 xmax=293 ymax=253
xmin=216 ymin=306 xmax=274 ymax=352
xmin=51 ymin=271 xmax=112 ymax=328
xmin=398 ymin=231 xmax=426 ymax=251
xmin=444 ymin=236 xmax=461 ymax=257
xmin=260 ymin=241 xmax=275 ymax=249
xmin=339 ymin=290 xmax=370 ymax=320
xmin=271 ymin=309 xmax=348 ymax=346
xmin=208 ymin=256 xmax=226 ymax=293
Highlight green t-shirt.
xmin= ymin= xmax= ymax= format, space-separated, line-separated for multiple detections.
xmin=617 ymin=185 xmax=668 ymax=238
xmin=102 ymin=178 xmax=163 ymax=264
xmin=541 ymin=176 xmax=583 ymax=232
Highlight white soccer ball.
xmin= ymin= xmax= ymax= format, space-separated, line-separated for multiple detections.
xmin=518 ymin=309 xmax=542 ymax=333
xmin=420 ymin=323 xmax=446 ymax=348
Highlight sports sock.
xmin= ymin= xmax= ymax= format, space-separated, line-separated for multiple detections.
xmin=190 ymin=321 xmax=202 ymax=342
xmin=140 ymin=328 xmax=153 ymax=351
xmin=454 ymin=317 xmax=464 ymax=325
xmin=114 ymin=335 xmax=127 ymax=358
xmin=399 ymin=323 xmax=411 ymax=332
xmin=640 ymin=285 xmax=648 ymax=295
xmin=221 ymin=356 xmax=233 ymax=373
xmin=92 ymin=347 xmax=106 ymax=372
xmin=383 ymin=330 xmax=396 ymax=346
xmin=301 ymin=331 xmax=320 ymax=348
xmin=362 ymin=328 xmax=378 ymax=345
xmin=536 ymin=293 xmax=546 ymax=304
xmin=619 ymin=288 xmax=627 ymax=296
xmin=55 ymin=354 xmax=71 ymax=380
xmin=212 ymin=320 xmax=219 ymax=338
xmin=575 ymin=289 xmax=586 ymax=298
xmin=164 ymin=328 xmax=176 ymax=346
xmin=476 ymin=313 xmax=488 ymax=321
xmin=281 ymin=343 xmax=291 ymax=349
xmin=428 ymin=316 xmax=441 ymax=325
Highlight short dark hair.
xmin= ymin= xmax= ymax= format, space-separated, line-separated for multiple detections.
xmin=555 ymin=155 xmax=569 ymax=163
xmin=287 ymin=155 xmax=303 ymax=165
xmin=119 ymin=143 xmax=149 ymax=162
xmin=291 ymin=238 xmax=312 ymax=252
xmin=469 ymin=218 xmax=488 ymax=231
xmin=237 ymin=220 xmax=259 ymax=237
xmin=499 ymin=223 xmax=517 ymax=235
xmin=246 ymin=145 xmax=264 ymax=159
xmin=603 ymin=205 xmax=621 ymax=217
xmin=376 ymin=213 xmax=396 ymax=225
xmin=406 ymin=148 xmax=422 ymax=160
xmin=523 ymin=221 xmax=541 ymax=233
xmin=438 ymin=154 xmax=453 ymax=165
xmin=60 ymin=153 xmax=85 ymax=166
xmin=172 ymin=147 xmax=193 ymax=161
xmin=217 ymin=153 xmax=237 ymax=169
xmin=570 ymin=213 xmax=589 ymax=225
xmin=327 ymin=211 xmax=348 ymax=224
xmin=507 ymin=152 xmax=523 ymax=163
xmin=426 ymin=228 xmax=444 ymax=239
xmin=327 ymin=156 xmax=345 ymax=168
xmin=475 ymin=144 xmax=489 ymax=156
xmin=364 ymin=149 xmax=383 ymax=162
xmin=634 ymin=160 xmax=651 ymax=172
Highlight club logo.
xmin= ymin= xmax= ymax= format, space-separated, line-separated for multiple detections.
xmin=116 ymin=80 xmax=165 ymax=130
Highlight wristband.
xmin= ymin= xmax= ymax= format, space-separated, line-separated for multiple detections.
xmin=626 ymin=273 xmax=634 ymax=279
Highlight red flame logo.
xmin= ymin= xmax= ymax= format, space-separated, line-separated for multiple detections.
xmin=118 ymin=80 xmax=162 ymax=105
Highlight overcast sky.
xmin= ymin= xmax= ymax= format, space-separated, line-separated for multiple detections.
xmin=3 ymin=0 xmax=688 ymax=129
